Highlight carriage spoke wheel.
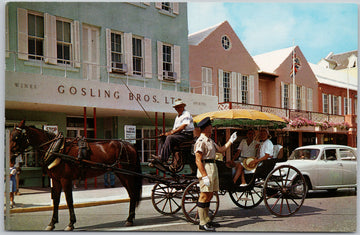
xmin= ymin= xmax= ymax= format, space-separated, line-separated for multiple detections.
xmin=181 ymin=180 xmax=219 ymax=224
xmin=229 ymin=181 xmax=263 ymax=209
xmin=263 ymin=165 xmax=307 ymax=217
xmin=151 ymin=183 xmax=182 ymax=215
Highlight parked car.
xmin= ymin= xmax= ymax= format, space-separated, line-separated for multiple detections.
xmin=276 ymin=144 xmax=357 ymax=193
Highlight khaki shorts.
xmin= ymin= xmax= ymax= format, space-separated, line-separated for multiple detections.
xmin=197 ymin=163 xmax=219 ymax=192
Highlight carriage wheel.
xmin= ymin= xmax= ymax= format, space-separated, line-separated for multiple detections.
xmin=229 ymin=180 xmax=264 ymax=209
xmin=181 ymin=180 xmax=219 ymax=224
xmin=263 ymin=165 xmax=307 ymax=217
xmin=151 ymin=183 xmax=183 ymax=215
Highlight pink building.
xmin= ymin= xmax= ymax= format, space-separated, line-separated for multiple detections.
xmin=189 ymin=21 xmax=260 ymax=105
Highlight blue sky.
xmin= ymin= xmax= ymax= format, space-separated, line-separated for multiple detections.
xmin=188 ymin=2 xmax=358 ymax=64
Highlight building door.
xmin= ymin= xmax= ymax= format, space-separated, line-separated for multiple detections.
xmin=82 ymin=24 xmax=100 ymax=81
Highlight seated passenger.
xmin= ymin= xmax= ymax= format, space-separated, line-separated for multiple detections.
xmin=229 ymin=129 xmax=259 ymax=186
xmin=152 ymin=99 xmax=194 ymax=166
xmin=249 ymin=128 xmax=275 ymax=178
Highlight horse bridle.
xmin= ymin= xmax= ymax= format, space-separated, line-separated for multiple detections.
xmin=11 ymin=126 xmax=31 ymax=156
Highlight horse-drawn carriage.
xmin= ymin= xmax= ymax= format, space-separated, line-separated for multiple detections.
xmin=8 ymin=109 xmax=307 ymax=230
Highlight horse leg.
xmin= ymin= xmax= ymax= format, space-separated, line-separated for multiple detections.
xmin=45 ymin=179 xmax=61 ymax=231
xmin=117 ymin=175 xmax=139 ymax=226
xmin=62 ymin=179 xmax=76 ymax=231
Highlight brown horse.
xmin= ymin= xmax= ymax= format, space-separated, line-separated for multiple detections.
xmin=9 ymin=120 xmax=142 ymax=230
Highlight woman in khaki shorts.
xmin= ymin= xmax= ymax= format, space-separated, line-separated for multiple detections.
xmin=194 ymin=117 xmax=237 ymax=231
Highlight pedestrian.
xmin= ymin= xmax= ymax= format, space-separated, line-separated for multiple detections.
xmin=152 ymin=98 xmax=194 ymax=170
xmin=104 ymin=171 xmax=115 ymax=188
xmin=14 ymin=154 xmax=23 ymax=195
xmin=9 ymin=158 xmax=17 ymax=208
xmin=229 ymin=129 xmax=259 ymax=186
xmin=194 ymin=117 xmax=237 ymax=231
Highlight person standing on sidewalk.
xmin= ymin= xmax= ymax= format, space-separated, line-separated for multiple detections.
xmin=104 ymin=171 xmax=115 ymax=188
xmin=14 ymin=154 xmax=23 ymax=195
xmin=194 ymin=117 xmax=237 ymax=231
xmin=9 ymin=159 xmax=17 ymax=208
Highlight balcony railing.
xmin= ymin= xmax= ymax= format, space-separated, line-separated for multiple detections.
xmin=219 ymin=102 xmax=348 ymax=124
xmin=5 ymin=50 xmax=192 ymax=93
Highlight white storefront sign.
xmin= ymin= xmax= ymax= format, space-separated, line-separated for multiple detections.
xmin=43 ymin=125 xmax=59 ymax=135
xmin=6 ymin=72 xmax=218 ymax=115
xmin=124 ymin=125 xmax=136 ymax=144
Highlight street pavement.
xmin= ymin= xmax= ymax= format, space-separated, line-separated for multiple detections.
xmin=4 ymin=182 xmax=155 ymax=214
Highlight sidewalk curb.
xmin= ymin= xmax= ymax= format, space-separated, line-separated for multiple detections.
xmin=7 ymin=196 xmax=151 ymax=214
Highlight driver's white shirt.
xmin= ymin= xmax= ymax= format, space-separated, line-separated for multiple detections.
xmin=173 ymin=110 xmax=194 ymax=132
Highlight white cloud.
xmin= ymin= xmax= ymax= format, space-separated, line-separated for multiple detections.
xmin=188 ymin=2 xmax=229 ymax=34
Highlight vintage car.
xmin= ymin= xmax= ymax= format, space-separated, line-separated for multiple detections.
xmin=276 ymin=144 xmax=357 ymax=193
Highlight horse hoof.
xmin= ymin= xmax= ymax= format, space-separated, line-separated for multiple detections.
xmin=125 ymin=221 xmax=133 ymax=227
xmin=45 ymin=225 xmax=54 ymax=231
xmin=64 ymin=225 xmax=74 ymax=231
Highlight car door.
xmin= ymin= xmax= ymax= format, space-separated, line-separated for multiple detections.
xmin=339 ymin=148 xmax=357 ymax=185
xmin=317 ymin=148 xmax=342 ymax=187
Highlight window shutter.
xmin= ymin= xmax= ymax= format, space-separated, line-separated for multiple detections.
xmin=307 ymin=88 xmax=313 ymax=111
xmin=71 ymin=21 xmax=80 ymax=67
xmin=44 ymin=13 xmax=57 ymax=64
xmin=157 ymin=41 xmax=163 ymax=80
xmin=144 ymin=38 xmax=152 ymax=78
xmin=6 ymin=5 xmax=9 ymax=57
xmin=124 ymin=33 xmax=133 ymax=76
xmin=338 ymin=97 xmax=342 ymax=115
xmin=173 ymin=3 xmax=179 ymax=14
xmin=237 ymin=73 xmax=242 ymax=103
xmin=17 ymin=8 xmax=28 ymax=60
xmin=328 ymin=94 xmax=332 ymax=114
xmin=105 ymin=28 xmax=112 ymax=72
xmin=281 ymin=82 xmax=285 ymax=108
xmin=155 ymin=2 xmax=162 ymax=9
xmin=231 ymin=72 xmax=237 ymax=102
xmin=249 ymin=75 xmax=255 ymax=104
xmin=349 ymin=98 xmax=352 ymax=114
xmin=301 ymin=86 xmax=306 ymax=111
xmin=202 ymin=67 xmax=206 ymax=95
xmin=289 ymin=83 xmax=294 ymax=109
xmin=174 ymin=45 xmax=181 ymax=82
xmin=218 ymin=69 xmax=224 ymax=103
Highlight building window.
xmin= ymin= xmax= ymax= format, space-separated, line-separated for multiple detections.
xmin=56 ymin=20 xmax=71 ymax=64
xmin=221 ymin=35 xmax=231 ymax=50
xmin=296 ymin=86 xmax=301 ymax=110
xmin=323 ymin=94 xmax=329 ymax=113
xmin=241 ymin=75 xmax=248 ymax=103
xmin=223 ymin=71 xmax=230 ymax=102
xmin=161 ymin=2 xmax=172 ymax=12
xmin=202 ymin=67 xmax=212 ymax=95
xmin=163 ymin=44 xmax=172 ymax=73
xmin=66 ymin=117 xmax=94 ymax=138
xmin=333 ymin=96 xmax=339 ymax=115
xmin=132 ymin=37 xmax=143 ymax=76
xmin=137 ymin=128 xmax=156 ymax=162
xmin=283 ymin=83 xmax=289 ymax=109
xmin=111 ymin=32 xmax=123 ymax=68
xmin=28 ymin=13 xmax=44 ymax=60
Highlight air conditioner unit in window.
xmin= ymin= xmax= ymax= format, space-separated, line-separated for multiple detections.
xmin=163 ymin=71 xmax=177 ymax=81
xmin=112 ymin=62 xmax=127 ymax=74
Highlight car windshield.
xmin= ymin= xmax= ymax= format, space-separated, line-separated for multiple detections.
xmin=289 ymin=149 xmax=320 ymax=160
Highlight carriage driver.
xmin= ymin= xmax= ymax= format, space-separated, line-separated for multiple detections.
xmin=194 ymin=117 xmax=238 ymax=231
xmin=152 ymin=99 xmax=194 ymax=167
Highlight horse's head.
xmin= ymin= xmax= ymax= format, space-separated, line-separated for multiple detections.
xmin=10 ymin=120 xmax=31 ymax=155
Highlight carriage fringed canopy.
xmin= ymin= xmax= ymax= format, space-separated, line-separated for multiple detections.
xmin=193 ymin=109 xmax=286 ymax=129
